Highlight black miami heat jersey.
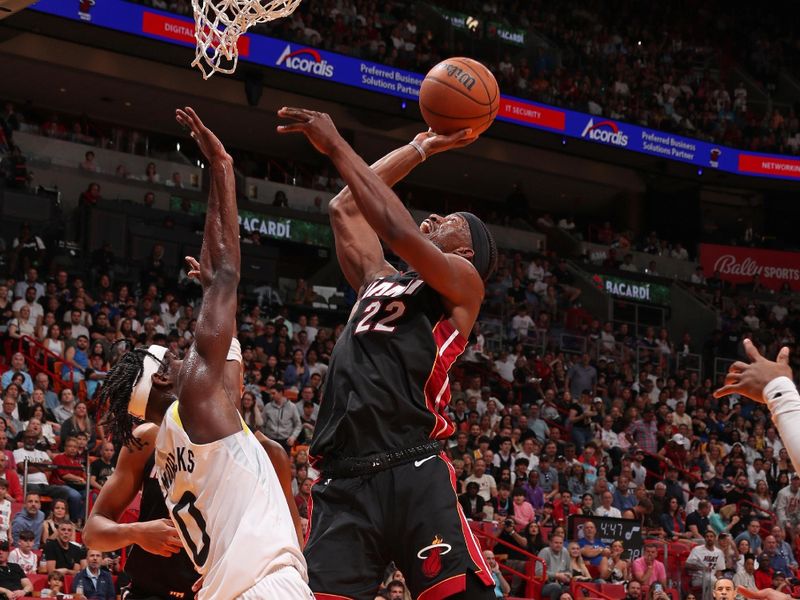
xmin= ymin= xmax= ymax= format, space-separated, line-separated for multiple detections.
xmin=124 ymin=453 xmax=198 ymax=599
xmin=310 ymin=271 xmax=467 ymax=464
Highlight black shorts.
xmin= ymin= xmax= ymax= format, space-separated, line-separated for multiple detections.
xmin=305 ymin=453 xmax=496 ymax=600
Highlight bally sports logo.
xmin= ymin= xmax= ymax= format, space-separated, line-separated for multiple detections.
xmin=581 ymin=119 xmax=629 ymax=147
xmin=276 ymin=45 xmax=334 ymax=78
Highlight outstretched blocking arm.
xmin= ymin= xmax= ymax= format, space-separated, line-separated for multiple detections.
xmin=325 ymin=129 xmax=475 ymax=292
xmin=176 ymin=107 xmax=239 ymax=374
xmin=277 ymin=109 xmax=482 ymax=315
xmin=174 ymin=108 xmax=242 ymax=442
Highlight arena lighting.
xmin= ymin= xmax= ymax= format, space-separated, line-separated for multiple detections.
xmin=561 ymin=137 xmax=567 ymax=145
xmin=466 ymin=16 xmax=479 ymax=31
xmin=400 ymin=101 xmax=407 ymax=110
xmin=697 ymin=168 xmax=704 ymax=176
xmin=176 ymin=142 xmax=181 ymax=151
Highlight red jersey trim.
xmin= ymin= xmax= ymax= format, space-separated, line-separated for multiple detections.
xmin=423 ymin=319 xmax=467 ymax=440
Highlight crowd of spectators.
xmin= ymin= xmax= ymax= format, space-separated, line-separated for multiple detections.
xmin=0 ymin=207 xmax=799 ymax=598
xmin=127 ymin=0 xmax=800 ymax=154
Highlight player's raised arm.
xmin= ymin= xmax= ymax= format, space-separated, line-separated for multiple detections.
xmin=175 ymin=108 xmax=239 ymax=376
xmin=278 ymin=108 xmax=485 ymax=311
xmin=281 ymin=107 xmax=475 ymax=293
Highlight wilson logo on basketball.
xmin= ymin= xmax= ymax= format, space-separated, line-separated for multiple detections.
xmin=418 ymin=535 xmax=452 ymax=578
xmin=438 ymin=64 xmax=477 ymax=91
xmin=581 ymin=119 xmax=629 ymax=147
xmin=276 ymin=45 xmax=334 ymax=78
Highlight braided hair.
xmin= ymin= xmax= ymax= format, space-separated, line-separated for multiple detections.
xmin=95 ymin=343 xmax=166 ymax=449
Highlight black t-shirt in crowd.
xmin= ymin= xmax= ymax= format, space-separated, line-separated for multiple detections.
xmin=42 ymin=539 xmax=86 ymax=570
xmin=0 ymin=562 xmax=25 ymax=592
xmin=90 ymin=459 xmax=115 ymax=487
xmin=685 ymin=511 xmax=709 ymax=536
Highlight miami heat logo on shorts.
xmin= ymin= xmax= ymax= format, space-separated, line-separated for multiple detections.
xmin=417 ymin=535 xmax=452 ymax=578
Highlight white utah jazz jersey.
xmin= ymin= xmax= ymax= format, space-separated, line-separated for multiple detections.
xmin=155 ymin=402 xmax=307 ymax=600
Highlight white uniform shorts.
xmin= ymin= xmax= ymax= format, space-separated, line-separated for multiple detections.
xmin=237 ymin=566 xmax=314 ymax=600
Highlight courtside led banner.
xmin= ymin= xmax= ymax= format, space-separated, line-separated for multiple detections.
xmin=699 ymin=244 xmax=800 ymax=291
xmin=31 ymin=0 xmax=800 ymax=181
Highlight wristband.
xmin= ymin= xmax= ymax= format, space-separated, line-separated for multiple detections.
xmin=408 ymin=140 xmax=427 ymax=162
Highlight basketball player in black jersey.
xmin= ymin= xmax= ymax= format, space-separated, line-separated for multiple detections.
xmin=278 ymin=107 xmax=498 ymax=600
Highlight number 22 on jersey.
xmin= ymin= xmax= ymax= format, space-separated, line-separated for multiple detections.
xmin=354 ymin=300 xmax=406 ymax=334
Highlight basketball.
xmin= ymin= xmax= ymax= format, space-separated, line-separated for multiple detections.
xmin=418 ymin=57 xmax=500 ymax=137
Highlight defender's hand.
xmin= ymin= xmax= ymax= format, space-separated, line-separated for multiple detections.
xmin=276 ymin=107 xmax=344 ymax=155
xmin=713 ymin=339 xmax=792 ymax=403
xmin=176 ymin=107 xmax=231 ymax=163
xmin=133 ymin=518 xmax=184 ymax=557
xmin=738 ymin=586 xmax=791 ymax=600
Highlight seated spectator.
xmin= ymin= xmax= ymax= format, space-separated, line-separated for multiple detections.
xmin=568 ymin=541 xmax=593 ymax=581
xmin=489 ymin=483 xmax=513 ymax=521
xmin=89 ymin=442 xmax=115 ymax=494
xmin=734 ymin=520 xmax=763 ymax=554
xmin=42 ymin=571 xmax=65 ymax=597
xmin=0 ymin=540 xmax=33 ymax=597
xmin=71 ymin=548 xmax=114 ymax=599
xmin=63 ymin=334 xmax=91 ymax=385
xmin=458 ymin=481 xmax=486 ymax=520
xmin=0 ymin=480 xmax=9 ymax=543
xmin=510 ymin=488 xmax=535 ymax=530
xmin=52 ymin=388 xmax=76 ymax=425
xmin=537 ymin=533 xmax=571 ymax=600
xmin=59 ymin=402 xmax=97 ymax=452
xmin=578 ymin=521 xmax=607 ymax=568
xmin=661 ymin=496 xmax=692 ymax=541
xmin=595 ymin=490 xmax=621 ymax=518
xmin=294 ymin=477 xmax=312 ymax=519
xmin=0 ymin=353 xmax=33 ymax=395
xmin=24 ymin=407 xmax=57 ymax=448
xmin=79 ymin=151 xmax=98 ymax=172
xmin=14 ymin=431 xmax=83 ymax=522
xmin=631 ymin=543 xmax=667 ymax=587
xmin=11 ymin=493 xmax=43 ymax=549
xmin=8 ymin=529 xmax=38 ymax=575
xmin=0 ymin=455 xmax=22 ymax=503
xmin=482 ymin=549 xmax=510 ymax=599
xmin=602 ymin=540 xmax=629 ymax=583
xmin=465 ymin=457 xmax=498 ymax=502
xmin=686 ymin=500 xmax=712 ymax=538
xmin=42 ymin=499 xmax=71 ymax=543
xmin=40 ymin=520 xmax=86 ymax=576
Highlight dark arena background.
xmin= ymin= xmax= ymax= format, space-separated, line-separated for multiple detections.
xmin=0 ymin=0 xmax=799 ymax=598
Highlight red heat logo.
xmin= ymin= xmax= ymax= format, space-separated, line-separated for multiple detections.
xmin=417 ymin=535 xmax=452 ymax=579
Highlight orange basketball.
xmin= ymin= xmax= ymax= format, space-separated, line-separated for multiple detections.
xmin=419 ymin=57 xmax=500 ymax=137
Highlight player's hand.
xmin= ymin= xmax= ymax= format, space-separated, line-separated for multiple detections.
xmin=192 ymin=576 xmax=205 ymax=593
xmin=713 ymin=339 xmax=792 ymax=403
xmin=185 ymin=256 xmax=202 ymax=280
xmin=413 ymin=128 xmax=476 ymax=158
xmin=738 ymin=586 xmax=791 ymax=600
xmin=176 ymin=107 xmax=232 ymax=164
xmin=133 ymin=518 xmax=184 ymax=557
xmin=276 ymin=107 xmax=343 ymax=155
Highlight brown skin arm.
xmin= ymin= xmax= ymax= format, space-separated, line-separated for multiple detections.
xmin=83 ymin=424 xmax=183 ymax=557
xmin=255 ymin=431 xmax=304 ymax=548
xmin=277 ymin=108 xmax=483 ymax=338
xmin=328 ymin=130 xmax=474 ymax=292
xmin=171 ymin=108 xmax=242 ymax=444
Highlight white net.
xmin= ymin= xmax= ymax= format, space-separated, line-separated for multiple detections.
xmin=191 ymin=0 xmax=302 ymax=79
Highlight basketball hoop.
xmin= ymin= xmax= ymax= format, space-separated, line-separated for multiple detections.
xmin=191 ymin=0 xmax=302 ymax=79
